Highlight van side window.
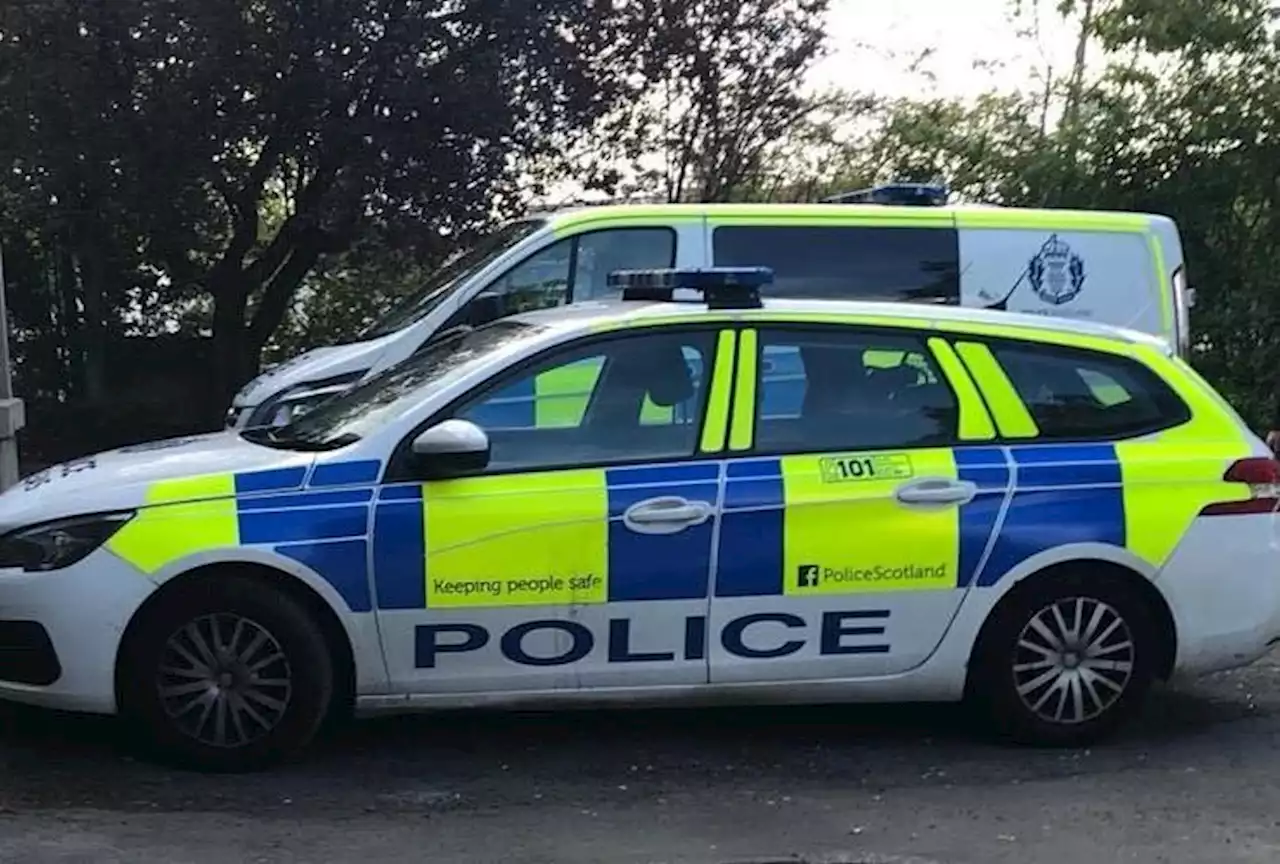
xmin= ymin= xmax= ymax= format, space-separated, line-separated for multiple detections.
xmin=987 ymin=342 xmax=1190 ymax=440
xmin=753 ymin=328 xmax=959 ymax=453
xmin=480 ymin=237 xmax=574 ymax=319
xmin=574 ymin=229 xmax=676 ymax=301
xmin=444 ymin=228 xmax=677 ymax=331
xmin=713 ymin=225 xmax=959 ymax=303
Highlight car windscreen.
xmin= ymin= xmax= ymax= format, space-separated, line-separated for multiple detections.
xmin=361 ymin=219 xmax=546 ymax=339
xmin=712 ymin=224 xmax=960 ymax=304
xmin=252 ymin=320 xmax=543 ymax=450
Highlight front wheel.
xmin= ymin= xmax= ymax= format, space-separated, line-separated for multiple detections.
xmin=967 ymin=573 xmax=1160 ymax=747
xmin=117 ymin=575 xmax=335 ymax=772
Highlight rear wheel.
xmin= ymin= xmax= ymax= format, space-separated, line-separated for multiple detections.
xmin=968 ymin=571 xmax=1160 ymax=746
xmin=118 ymin=575 xmax=334 ymax=772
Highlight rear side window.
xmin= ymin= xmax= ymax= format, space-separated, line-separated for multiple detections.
xmin=988 ymin=342 xmax=1189 ymax=440
xmin=712 ymin=225 xmax=959 ymax=304
xmin=754 ymin=327 xmax=959 ymax=453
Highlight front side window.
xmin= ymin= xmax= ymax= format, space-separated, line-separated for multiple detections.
xmin=449 ymin=330 xmax=716 ymax=473
xmin=754 ymin=327 xmax=958 ymax=453
xmin=713 ymin=225 xmax=959 ymax=304
xmin=987 ymin=341 xmax=1190 ymax=440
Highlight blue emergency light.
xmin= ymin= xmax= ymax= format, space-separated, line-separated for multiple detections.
xmin=607 ymin=267 xmax=772 ymax=310
xmin=822 ymin=182 xmax=948 ymax=206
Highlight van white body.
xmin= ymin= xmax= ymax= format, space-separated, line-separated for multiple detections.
xmin=227 ymin=203 xmax=1191 ymax=429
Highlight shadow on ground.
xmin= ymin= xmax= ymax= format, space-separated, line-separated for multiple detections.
xmin=0 ymin=677 xmax=1264 ymax=817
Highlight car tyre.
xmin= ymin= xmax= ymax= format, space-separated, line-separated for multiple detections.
xmin=118 ymin=575 xmax=334 ymax=772
xmin=967 ymin=570 xmax=1160 ymax=747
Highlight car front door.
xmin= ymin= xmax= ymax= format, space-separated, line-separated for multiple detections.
xmin=372 ymin=325 xmax=735 ymax=696
xmin=709 ymin=324 xmax=1012 ymax=684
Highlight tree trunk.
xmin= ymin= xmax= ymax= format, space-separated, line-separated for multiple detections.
xmin=78 ymin=232 xmax=108 ymax=406
xmin=209 ymin=274 xmax=256 ymax=426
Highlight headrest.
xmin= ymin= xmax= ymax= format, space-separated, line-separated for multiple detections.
xmin=610 ymin=342 xmax=695 ymax=408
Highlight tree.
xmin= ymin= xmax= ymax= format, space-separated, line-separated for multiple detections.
xmin=569 ymin=0 xmax=832 ymax=203
xmin=798 ymin=0 xmax=1280 ymax=424
xmin=0 ymin=0 xmax=626 ymax=419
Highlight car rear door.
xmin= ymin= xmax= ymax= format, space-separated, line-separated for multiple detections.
xmin=707 ymin=322 xmax=1012 ymax=684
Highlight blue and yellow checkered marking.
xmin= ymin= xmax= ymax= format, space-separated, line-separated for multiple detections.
xmin=373 ymin=462 xmax=721 ymax=610
xmin=239 ymin=485 xmax=374 ymax=611
xmin=606 ymin=463 xmax=719 ymax=602
xmin=235 ymin=466 xmax=307 ymax=494
xmin=309 ymin=459 xmax=382 ymax=487
xmin=373 ymin=484 xmax=427 ymax=610
xmin=109 ymin=440 xmax=1187 ymax=616
xmin=715 ymin=447 xmax=1010 ymax=597
xmin=978 ymin=443 xmax=1124 ymax=587
xmin=109 ymin=462 xmax=382 ymax=613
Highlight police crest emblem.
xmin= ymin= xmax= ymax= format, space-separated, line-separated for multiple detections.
xmin=1028 ymin=233 xmax=1086 ymax=305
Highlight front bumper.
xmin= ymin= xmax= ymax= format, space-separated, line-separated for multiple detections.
xmin=0 ymin=549 xmax=157 ymax=714
xmin=0 ymin=620 xmax=61 ymax=685
xmin=1159 ymin=514 xmax=1280 ymax=678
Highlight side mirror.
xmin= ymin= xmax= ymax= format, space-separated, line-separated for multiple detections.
xmin=411 ymin=419 xmax=490 ymax=478
xmin=463 ymin=291 xmax=504 ymax=326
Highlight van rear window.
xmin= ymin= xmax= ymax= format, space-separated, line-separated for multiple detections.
xmin=712 ymin=225 xmax=960 ymax=304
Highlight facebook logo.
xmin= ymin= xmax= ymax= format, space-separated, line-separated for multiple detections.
xmin=797 ymin=564 xmax=820 ymax=588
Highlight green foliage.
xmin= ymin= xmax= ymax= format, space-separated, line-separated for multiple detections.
xmin=7 ymin=0 xmax=1280 ymax=462
xmin=0 ymin=0 xmax=627 ymax=422
xmin=573 ymin=0 xmax=832 ymax=203
xmin=795 ymin=0 xmax=1280 ymax=428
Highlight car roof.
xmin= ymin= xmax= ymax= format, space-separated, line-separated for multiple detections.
xmin=511 ymin=298 xmax=1169 ymax=350
xmin=527 ymin=202 xmax=1169 ymax=231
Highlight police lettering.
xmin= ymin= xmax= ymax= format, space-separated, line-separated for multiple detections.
xmin=414 ymin=610 xmax=890 ymax=668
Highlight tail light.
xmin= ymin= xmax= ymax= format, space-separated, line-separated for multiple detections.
xmin=1200 ymin=457 xmax=1280 ymax=515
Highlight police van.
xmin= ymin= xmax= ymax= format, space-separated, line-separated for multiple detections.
xmin=227 ymin=184 xmax=1193 ymax=429
xmin=0 ymin=269 xmax=1271 ymax=772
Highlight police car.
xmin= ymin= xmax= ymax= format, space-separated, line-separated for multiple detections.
xmin=0 ymin=268 xmax=1273 ymax=771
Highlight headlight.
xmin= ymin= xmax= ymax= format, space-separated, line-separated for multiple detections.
xmin=246 ymin=371 xmax=366 ymax=428
xmin=0 ymin=512 xmax=135 ymax=572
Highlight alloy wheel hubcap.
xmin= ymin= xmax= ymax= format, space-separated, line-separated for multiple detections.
xmin=1013 ymin=596 xmax=1135 ymax=725
xmin=157 ymin=613 xmax=293 ymax=748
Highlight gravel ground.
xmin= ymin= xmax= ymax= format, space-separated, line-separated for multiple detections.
xmin=2 ymin=655 xmax=1280 ymax=863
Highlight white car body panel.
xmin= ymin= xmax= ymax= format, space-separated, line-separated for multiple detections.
xmin=0 ymin=300 xmax=1271 ymax=730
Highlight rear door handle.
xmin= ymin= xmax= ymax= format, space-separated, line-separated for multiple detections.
xmin=623 ymin=496 xmax=714 ymax=535
xmin=894 ymin=477 xmax=977 ymax=507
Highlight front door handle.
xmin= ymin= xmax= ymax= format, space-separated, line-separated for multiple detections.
xmin=894 ymin=477 xmax=977 ymax=507
xmin=623 ymin=496 xmax=714 ymax=535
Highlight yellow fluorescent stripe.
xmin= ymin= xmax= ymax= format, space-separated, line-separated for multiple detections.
xmin=108 ymin=473 xmax=239 ymax=573
xmin=593 ymin=312 xmax=1140 ymax=355
xmin=954 ymin=209 xmax=1149 ymax=231
xmin=729 ymin=328 xmax=758 ymax=451
xmin=423 ymin=470 xmax=608 ymax=607
xmin=146 ymin=473 xmax=236 ymax=505
xmin=780 ymin=448 xmax=959 ymax=595
xmin=700 ymin=330 xmax=737 ymax=452
xmin=1116 ymin=438 xmax=1251 ymax=567
xmin=551 ymin=208 xmax=702 ymax=236
xmin=954 ymin=342 xmax=1039 ymax=438
xmin=927 ymin=337 xmax=996 ymax=441
xmin=1147 ymin=231 xmax=1174 ymax=336
xmin=707 ymin=211 xmax=953 ymax=228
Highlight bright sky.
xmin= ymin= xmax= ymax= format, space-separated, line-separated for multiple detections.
xmin=814 ymin=0 xmax=1080 ymax=98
